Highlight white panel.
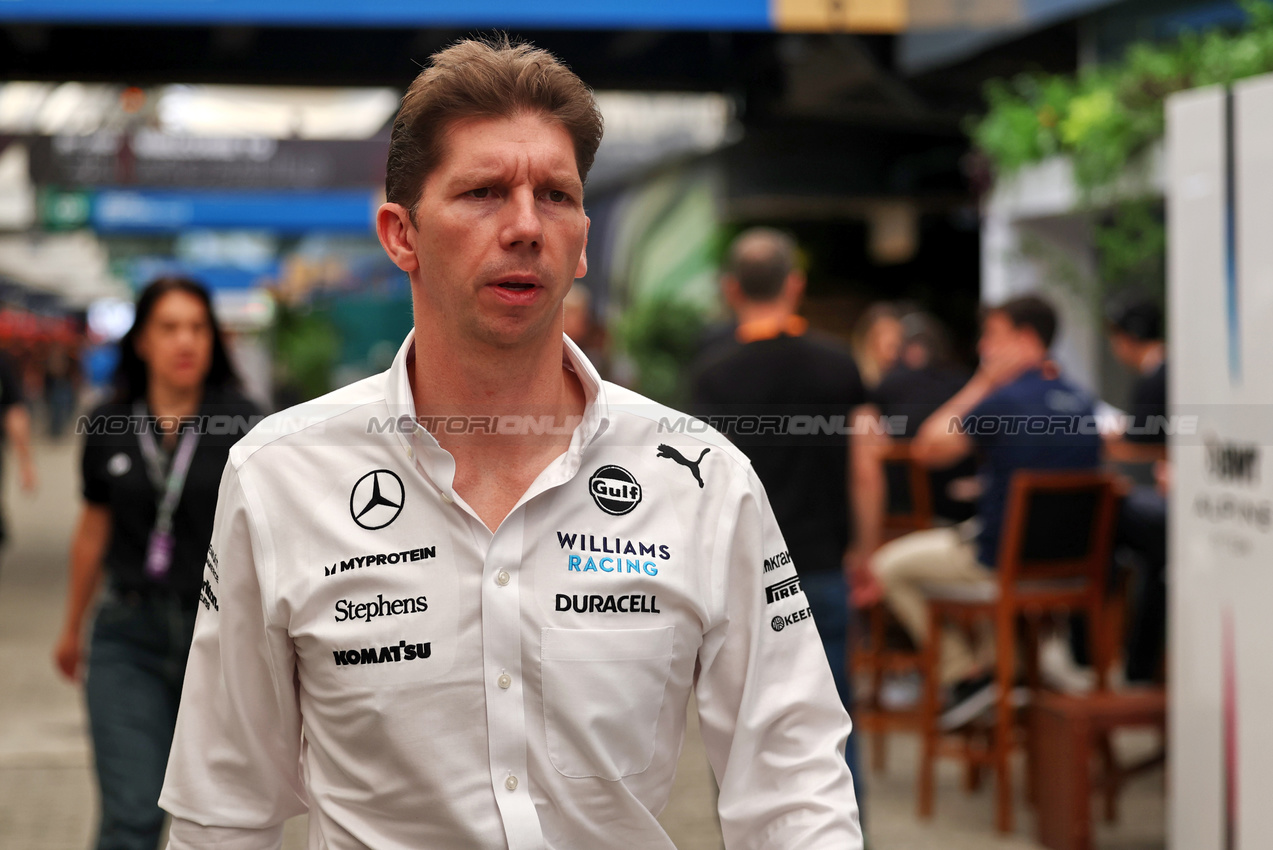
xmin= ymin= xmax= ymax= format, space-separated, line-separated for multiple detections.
xmin=1165 ymin=84 xmax=1226 ymax=850
xmin=1168 ymin=87 xmax=1230 ymax=406
xmin=1232 ymin=75 xmax=1273 ymax=850
xmin=1169 ymin=75 xmax=1273 ymax=850
xmin=1235 ymin=76 xmax=1273 ymax=404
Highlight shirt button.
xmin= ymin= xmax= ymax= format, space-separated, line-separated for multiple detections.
xmin=505 ymin=775 xmax=519 ymax=792
xmin=406 ymin=445 xmax=414 ymax=459
xmin=440 ymin=492 xmax=453 ymax=505
xmin=497 ymin=673 xmax=512 ymax=689
xmin=496 ymin=570 xmax=511 ymax=586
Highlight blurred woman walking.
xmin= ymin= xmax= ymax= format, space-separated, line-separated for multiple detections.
xmin=53 ymin=277 xmax=260 ymax=850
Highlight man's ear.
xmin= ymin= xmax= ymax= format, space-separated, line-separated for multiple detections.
xmin=377 ymin=203 xmax=420 ymax=273
xmin=784 ymin=270 xmax=806 ymax=304
xmin=721 ymin=276 xmax=744 ymax=313
xmin=574 ymin=215 xmax=590 ymax=280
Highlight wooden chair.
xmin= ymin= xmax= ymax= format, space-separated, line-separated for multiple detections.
xmin=916 ymin=470 xmax=1120 ymax=833
xmin=879 ymin=440 xmax=934 ymax=538
xmin=851 ymin=441 xmax=932 ymax=771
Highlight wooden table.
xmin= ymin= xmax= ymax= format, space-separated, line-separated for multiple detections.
xmin=1031 ymin=689 xmax=1167 ymax=850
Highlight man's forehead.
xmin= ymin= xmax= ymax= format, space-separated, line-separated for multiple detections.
xmin=981 ymin=312 xmax=1012 ymax=332
xmin=433 ymin=112 xmax=581 ymax=181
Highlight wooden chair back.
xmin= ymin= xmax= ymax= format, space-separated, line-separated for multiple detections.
xmin=996 ymin=470 xmax=1120 ymax=593
xmin=881 ymin=440 xmax=933 ymax=540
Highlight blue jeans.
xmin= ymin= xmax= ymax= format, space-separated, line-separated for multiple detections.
xmin=799 ymin=569 xmax=864 ymax=814
xmin=85 ymin=593 xmax=197 ymax=850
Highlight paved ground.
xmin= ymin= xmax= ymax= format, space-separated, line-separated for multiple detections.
xmin=0 ymin=438 xmax=1166 ymax=849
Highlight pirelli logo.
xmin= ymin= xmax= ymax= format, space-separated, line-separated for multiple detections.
xmin=765 ymin=575 xmax=803 ymax=605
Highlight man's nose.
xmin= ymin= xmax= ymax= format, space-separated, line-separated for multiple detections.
xmin=502 ymin=189 xmax=543 ymax=249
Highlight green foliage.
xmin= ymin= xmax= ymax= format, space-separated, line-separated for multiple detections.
xmin=614 ymin=295 xmax=707 ymax=406
xmin=273 ymin=301 xmax=341 ymax=402
xmin=1094 ymin=198 xmax=1166 ymax=294
xmin=971 ymin=1 xmax=1273 ymax=296
xmin=973 ymin=1 xmax=1273 ymax=194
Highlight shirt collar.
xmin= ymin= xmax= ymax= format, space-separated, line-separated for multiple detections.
xmin=735 ymin=314 xmax=808 ymax=343
xmin=383 ymin=330 xmax=611 ymax=499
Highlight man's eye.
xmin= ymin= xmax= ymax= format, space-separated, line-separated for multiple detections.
xmin=546 ymin=190 xmax=567 ymax=203
xmin=469 ymin=188 xmax=491 ymax=199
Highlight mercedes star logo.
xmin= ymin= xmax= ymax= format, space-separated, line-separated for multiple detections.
xmin=350 ymin=469 xmax=405 ymax=530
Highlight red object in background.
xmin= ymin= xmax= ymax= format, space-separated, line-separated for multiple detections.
xmin=0 ymin=307 xmax=87 ymax=401
xmin=0 ymin=309 xmax=80 ymax=346
xmin=1223 ymin=608 xmax=1238 ymax=850
xmin=120 ymin=86 xmax=147 ymax=113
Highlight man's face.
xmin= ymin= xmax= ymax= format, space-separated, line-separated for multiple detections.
xmin=1108 ymin=330 xmax=1138 ymax=369
xmin=407 ymin=112 xmax=588 ymax=350
xmin=978 ymin=312 xmax=1025 ymax=367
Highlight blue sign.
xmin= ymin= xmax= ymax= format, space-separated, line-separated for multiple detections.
xmin=0 ymin=0 xmax=770 ymax=30
xmin=92 ymin=189 xmax=377 ymax=233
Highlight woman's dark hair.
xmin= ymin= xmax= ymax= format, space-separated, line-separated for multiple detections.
xmin=112 ymin=276 xmax=239 ymax=403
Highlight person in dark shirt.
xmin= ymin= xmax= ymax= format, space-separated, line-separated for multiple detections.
xmin=1104 ymin=293 xmax=1168 ymax=682
xmin=870 ymin=312 xmax=977 ymax=525
xmin=871 ymin=294 xmax=1102 ymax=727
xmin=53 ymin=277 xmax=261 ymax=850
xmin=1106 ymin=292 xmax=1167 ymax=451
xmin=691 ymin=227 xmax=867 ymax=810
xmin=851 ymin=303 xmax=903 ymax=392
xmin=0 ymin=350 xmax=37 ymax=556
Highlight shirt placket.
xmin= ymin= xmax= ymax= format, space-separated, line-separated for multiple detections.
xmin=479 ymin=509 xmax=545 ymax=850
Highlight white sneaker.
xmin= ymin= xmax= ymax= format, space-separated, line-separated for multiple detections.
xmin=938 ymin=677 xmax=997 ymax=731
xmin=879 ymin=673 xmax=921 ymax=711
xmin=1040 ymin=635 xmax=1094 ymax=693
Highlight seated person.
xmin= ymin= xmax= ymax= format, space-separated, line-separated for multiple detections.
xmin=871 ymin=311 xmax=978 ymax=525
xmin=1104 ymin=291 xmax=1167 ymax=463
xmin=1102 ymin=292 xmax=1169 ymax=683
xmin=869 ymin=294 xmax=1102 ymax=728
xmin=849 ymin=313 xmax=974 ymax=606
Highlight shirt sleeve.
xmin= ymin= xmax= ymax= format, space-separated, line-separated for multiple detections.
xmin=160 ymin=459 xmax=307 ymax=849
xmin=1125 ymin=367 xmax=1168 ymax=445
xmin=694 ymin=466 xmax=862 ymax=849
xmin=963 ymin=386 xmax=1010 ymax=452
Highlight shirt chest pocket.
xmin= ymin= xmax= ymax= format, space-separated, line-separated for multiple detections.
xmin=540 ymin=626 xmax=675 ymax=781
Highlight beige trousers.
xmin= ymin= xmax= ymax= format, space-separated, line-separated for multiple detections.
xmin=872 ymin=526 xmax=996 ymax=686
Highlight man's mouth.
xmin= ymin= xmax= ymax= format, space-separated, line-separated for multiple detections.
xmin=497 ymin=282 xmax=536 ymax=291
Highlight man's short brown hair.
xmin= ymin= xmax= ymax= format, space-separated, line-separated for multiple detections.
xmin=983 ymin=294 xmax=1058 ymax=349
xmin=725 ymin=227 xmax=798 ymax=302
xmin=385 ymin=36 xmax=604 ymax=219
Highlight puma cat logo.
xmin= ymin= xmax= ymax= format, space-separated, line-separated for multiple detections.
xmin=656 ymin=444 xmax=709 ymax=489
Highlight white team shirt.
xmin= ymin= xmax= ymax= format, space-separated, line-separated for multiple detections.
xmin=160 ymin=332 xmax=861 ymax=850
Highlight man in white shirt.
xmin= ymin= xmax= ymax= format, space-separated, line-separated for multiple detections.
xmin=160 ymin=36 xmax=861 ymax=850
